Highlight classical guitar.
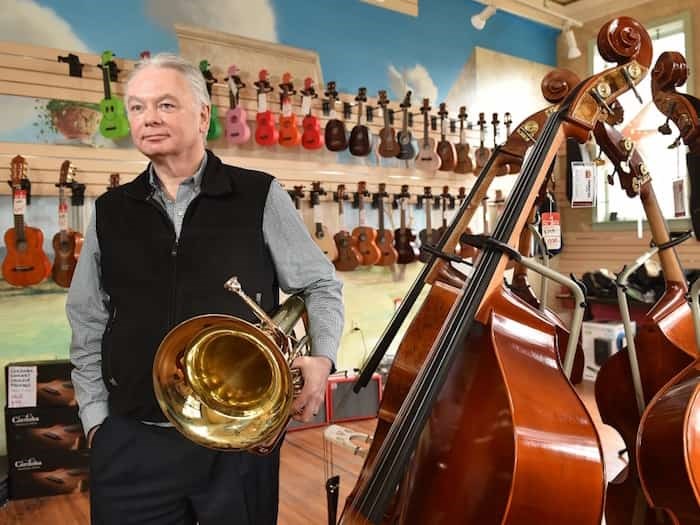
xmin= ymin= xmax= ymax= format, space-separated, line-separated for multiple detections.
xmin=414 ymin=98 xmax=441 ymax=171
xmin=393 ymin=184 xmax=417 ymax=264
xmin=2 ymin=155 xmax=51 ymax=286
xmin=199 ymin=60 xmax=222 ymax=141
xmin=396 ymin=91 xmax=415 ymax=160
xmin=351 ymin=182 xmax=381 ymax=265
xmin=454 ymin=106 xmax=473 ymax=174
xmin=254 ymin=69 xmax=278 ymax=146
xmin=349 ymin=88 xmax=371 ymax=156
xmin=278 ymin=73 xmax=301 ymax=147
xmin=98 ymin=50 xmax=129 ymax=140
xmin=51 ymin=161 xmax=82 ymax=288
xmin=377 ymin=91 xmax=400 ymax=158
xmin=417 ymin=186 xmax=440 ymax=263
xmin=224 ymin=65 xmax=251 ymax=145
xmin=301 ymin=78 xmax=324 ymax=150
xmin=309 ymin=182 xmax=338 ymax=262
xmin=436 ymin=102 xmax=456 ymax=171
xmin=333 ymin=184 xmax=361 ymax=271
xmin=373 ymin=183 xmax=398 ymax=265
xmin=474 ymin=112 xmax=491 ymax=171
xmin=324 ymin=81 xmax=348 ymax=152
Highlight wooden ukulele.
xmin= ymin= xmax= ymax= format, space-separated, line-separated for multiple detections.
xmin=491 ymin=112 xmax=501 ymax=148
xmin=436 ymin=102 xmax=456 ymax=171
xmin=396 ymin=91 xmax=415 ymax=160
xmin=474 ymin=112 xmax=491 ymax=171
xmin=224 ymin=65 xmax=251 ymax=145
xmin=372 ymin=183 xmax=398 ymax=265
xmin=504 ymin=112 xmax=512 ymax=138
xmin=301 ymin=78 xmax=324 ymax=150
xmin=324 ymin=81 xmax=348 ymax=151
xmin=436 ymin=186 xmax=455 ymax=239
xmin=351 ymin=182 xmax=381 ymax=265
xmin=414 ymin=99 xmax=441 ymax=171
xmin=333 ymin=184 xmax=361 ymax=271
xmin=377 ymin=91 xmax=400 ymax=158
xmin=107 ymin=173 xmax=120 ymax=191
xmin=254 ymin=69 xmax=278 ymax=146
xmin=454 ymin=107 xmax=474 ymax=174
xmin=309 ymin=182 xmax=338 ymax=261
xmin=393 ymin=184 xmax=417 ymax=264
xmin=417 ymin=186 xmax=440 ymax=263
xmin=199 ymin=60 xmax=223 ymax=141
xmin=51 ymin=161 xmax=82 ymax=288
xmin=2 ymin=155 xmax=51 ymax=286
xmin=456 ymin=186 xmax=477 ymax=258
xmin=349 ymin=88 xmax=371 ymax=157
xmin=98 ymin=50 xmax=129 ymax=140
xmin=69 ymin=177 xmax=86 ymax=259
xmin=278 ymin=73 xmax=301 ymax=147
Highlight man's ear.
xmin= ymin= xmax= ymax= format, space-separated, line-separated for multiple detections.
xmin=200 ymin=103 xmax=211 ymax=135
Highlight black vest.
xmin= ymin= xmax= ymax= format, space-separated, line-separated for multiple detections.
xmin=96 ymin=151 xmax=279 ymax=421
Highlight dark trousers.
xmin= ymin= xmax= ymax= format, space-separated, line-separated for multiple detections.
xmin=89 ymin=415 xmax=280 ymax=525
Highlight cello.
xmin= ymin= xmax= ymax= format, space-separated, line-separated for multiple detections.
xmin=341 ymin=17 xmax=650 ymax=524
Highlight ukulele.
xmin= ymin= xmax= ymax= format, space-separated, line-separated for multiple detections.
xmin=436 ymin=186 xmax=455 ymax=239
xmin=396 ymin=91 xmax=415 ymax=160
xmin=98 ymin=51 xmax=129 ymax=140
xmin=491 ymin=112 xmax=501 ymax=148
xmin=436 ymin=103 xmax=456 ymax=171
xmin=377 ymin=91 xmax=400 ymax=158
xmin=414 ymin=99 xmax=441 ymax=171
xmin=51 ymin=161 xmax=82 ymax=288
xmin=107 ymin=173 xmax=120 ymax=191
xmin=351 ymin=182 xmax=381 ymax=265
xmin=224 ymin=65 xmax=251 ymax=145
xmin=474 ymin=112 xmax=491 ymax=171
xmin=309 ymin=182 xmax=338 ymax=261
xmin=417 ymin=186 xmax=440 ymax=263
xmin=456 ymin=186 xmax=477 ymax=258
xmin=454 ymin=107 xmax=474 ymax=174
xmin=254 ymin=69 xmax=278 ymax=146
xmin=278 ymin=73 xmax=301 ymax=147
xmin=69 ymin=177 xmax=86 ymax=259
xmin=504 ymin=112 xmax=512 ymax=138
xmin=393 ymin=184 xmax=417 ymax=264
xmin=373 ymin=183 xmax=398 ymax=265
xmin=301 ymin=78 xmax=324 ymax=150
xmin=333 ymin=185 xmax=361 ymax=271
xmin=324 ymin=81 xmax=348 ymax=151
xmin=349 ymin=88 xmax=371 ymax=156
xmin=199 ymin=60 xmax=223 ymax=141
xmin=2 ymin=155 xmax=51 ymax=286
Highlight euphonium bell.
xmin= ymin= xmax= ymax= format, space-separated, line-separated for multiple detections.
xmin=153 ymin=276 xmax=307 ymax=453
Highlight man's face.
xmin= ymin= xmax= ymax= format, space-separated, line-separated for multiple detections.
xmin=125 ymin=66 xmax=209 ymax=159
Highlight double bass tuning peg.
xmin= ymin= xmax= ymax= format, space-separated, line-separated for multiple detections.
xmin=658 ymin=117 xmax=672 ymax=135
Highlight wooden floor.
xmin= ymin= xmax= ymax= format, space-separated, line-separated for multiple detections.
xmin=0 ymin=381 xmax=625 ymax=525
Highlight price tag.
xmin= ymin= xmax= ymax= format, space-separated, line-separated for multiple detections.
xmin=282 ymin=99 xmax=292 ymax=117
xmin=257 ymin=93 xmax=267 ymax=112
xmin=570 ymin=162 xmax=596 ymax=208
xmin=58 ymin=201 xmax=69 ymax=230
xmin=673 ymin=178 xmax=686 ymax=217
xmin=312 ymin=201 xmax=321 ymax=223
xmin=301 ymin=95 xmax=312 ymax=116
xmin=13 ymin=189 xmax=27 ymax=215
xmin=8 ymin=366 xmax=37 ymax=408
xmin=541 ymin=211 xmax=561 ymax=251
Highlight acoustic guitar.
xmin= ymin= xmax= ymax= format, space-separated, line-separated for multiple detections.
xmin=98 ymin=50 xmax=129 ymax=140
xmin=351 ymin=182 xmax=381 ymax=265
xmin=333 ymin=184 xmax=361 ymax=271
xmin=51 ymin=161 xmax=82 ymax=288
xmin=417 ymin=186 xmax=440 ymax=263
xmin=474 ymin=112 xmax=491 ymax=171
xmin=2 ymin=155 xmax=51 ymax=286
xmin=309 ymin=182 xmax=338 ymax=261
xmin=278 ymin=73 xmax=301 ymax=147
xmin=349 ymin=88 xmax=371 ymax=157
xmin=224 ymin=65 xmax=251 ymax=145
xmin=324 ymin=81 xmax=348 ymax=151
xmin=254 ymin=69 xmax=278 ymax=146
xmin=396 ymin=91 xmax=415 ymax=160
xmin=393 ymin=184 xmax=417 ymax=264
xmin=373 ymin=183 xmax=398 ymax=265
xmin=454 ymin=106 xmax=473 ymax=174
xmin=199 ymin=60 xmax=223 ymax=141
xmin=436 ymin=103 xmax=456 ymax=171
xmin=377 ymin=91 xmax=400 ymax=158
xmin=301 ymin=78 xmax=324 ymax=150
xmin=414 ymin=98 xmax=441 ymax=171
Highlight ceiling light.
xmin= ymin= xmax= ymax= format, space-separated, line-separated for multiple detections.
xmin=564 ymin=23 xmax=581 ymax=59
xmin=471 ymin=5 xmax=497 ymax=30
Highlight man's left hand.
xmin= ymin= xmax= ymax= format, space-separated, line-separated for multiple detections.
xmin=290 ymin=356 xmax=333 ymax=422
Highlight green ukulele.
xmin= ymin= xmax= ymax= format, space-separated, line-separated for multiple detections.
xmin=98 ymin=51 xmax=130 ymax=139
xmin=199 ymin=60 xmax=223 ymax=141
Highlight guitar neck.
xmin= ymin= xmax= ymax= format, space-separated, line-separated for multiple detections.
xmin=425 ymin=202 xmax=432 ymax=232
xmin=102 ymin=65 xmax=112 ymax=99
xmin=377 ymin=197 xmax=385 ymax=232
xmin=13 ymin=213 xmax=26 ymax=242
xmin=357 ymin=102 xmax=364 ymax=126
xmin=423 ymin=114 xmax=429 ymax=147
xmin=402 ymin=109 xmax=409 ymax=134
xmin=400 ymin=201 xmax=407 ymax=232
xmin=383 ymin=107 xmax=390 ymax=129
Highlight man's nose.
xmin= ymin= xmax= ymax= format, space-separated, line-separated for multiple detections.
xmin=144 ymin=105 xmax=162 ymax=126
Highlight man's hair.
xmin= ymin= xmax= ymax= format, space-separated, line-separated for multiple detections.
xmin=125 ymin=52 xmax=211 ymax=108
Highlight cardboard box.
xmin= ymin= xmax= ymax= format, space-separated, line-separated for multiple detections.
xmin=8 ymin=453 xmax=89 ymax=499
xmin=581 ymin=321 xmax=635 ymax=381
xmin=5 ymin=406 xmax=86 ymax=456
xmin=5 ymin=360 xmax=76 ymax=408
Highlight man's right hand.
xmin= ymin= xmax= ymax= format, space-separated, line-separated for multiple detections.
xmin=87 ymin=425 xmax=100 ymax=448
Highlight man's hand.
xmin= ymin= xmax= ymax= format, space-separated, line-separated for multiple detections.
xmin=87 ymin=425 xmax=101 ymax=448
xmin=290 ymin=356 xmax=333 ymax=422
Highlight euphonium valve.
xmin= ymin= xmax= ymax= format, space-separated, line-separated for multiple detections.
xmin=153 ymin=276 xmax=308 ymax=453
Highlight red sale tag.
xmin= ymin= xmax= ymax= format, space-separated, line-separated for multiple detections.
xmin=541 ymin=211 xmax=561 ymax=251
xmin=13 ymin=190 xmax=27 ymax=215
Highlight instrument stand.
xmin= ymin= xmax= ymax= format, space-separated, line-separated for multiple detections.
xmin=528 ymin=220 xmax=550 ymax=312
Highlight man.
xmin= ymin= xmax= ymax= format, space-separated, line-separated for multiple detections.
xmin=67 ymin=53 xmax=343 ymax=524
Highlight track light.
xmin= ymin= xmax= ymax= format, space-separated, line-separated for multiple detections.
xmin=564 ymin=24 xmax=581 ymax=60
xmin=471 ymin=5 xmax=497 ymax=30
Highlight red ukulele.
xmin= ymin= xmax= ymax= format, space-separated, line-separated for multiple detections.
xmin=254 ymin=69 xmax=277 ymax=146
xmin=2 ymin=155 xmax=51 ymax=286
xmin=51 ymin=160 xmax=82 ymax=288
xmin=224 ymin=65 xmax=250 ymax=145
xmin=301 ymin=77 xmax=324 ymax=150
xmin=278 ymin=72 xmax=301 ymax=147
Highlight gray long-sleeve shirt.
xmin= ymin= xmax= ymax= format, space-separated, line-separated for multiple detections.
xmin=66 ymin=158 xmax=344 ymax=435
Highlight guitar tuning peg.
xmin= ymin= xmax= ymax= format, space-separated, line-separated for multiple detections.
xmin=658 ymin=117 xmax=672 ymax=135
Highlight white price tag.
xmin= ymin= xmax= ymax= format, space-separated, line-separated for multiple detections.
xmin=673 ymin=178 xmax=686 ymax=217
xmin=13 ymin=190 xmax=27 ymax=215
xmin=312 ymin=202 xmax=321 ymax=223
xmin=58 ymin=201 xmax=68 ymax=230
xmin=282 ymin=99 xmax=293 ymax=117
xmin=541 ymin=211 xmax=562 ymax=251
xmin=257 ymin=93 xmax=267 ymax=112
xmin=570 ymin=162 xmax=596 ymax=208
xmin=8 ymin=366 xmax=37 ymax=408
xmin=301 ymin=96 xmax=312 ymax=116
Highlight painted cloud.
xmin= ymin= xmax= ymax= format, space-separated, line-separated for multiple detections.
xmin=388 ymin=64 xmax=438 ymax=105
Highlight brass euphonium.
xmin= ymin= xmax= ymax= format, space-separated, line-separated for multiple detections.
xmin=153 ymin=276 xmax=307 ymax=453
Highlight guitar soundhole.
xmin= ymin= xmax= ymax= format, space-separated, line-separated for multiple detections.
xmin=17 ymin=240 xmax=28 ymax=252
